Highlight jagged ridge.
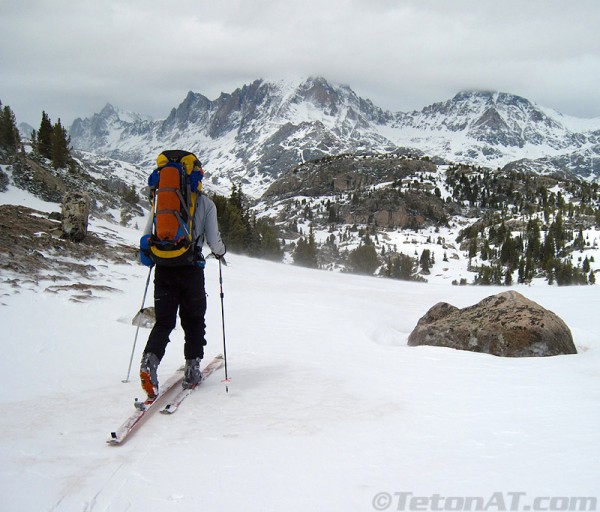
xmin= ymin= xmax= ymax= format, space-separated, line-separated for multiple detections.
xmin=69 ymin=78 xmax=600 ymax=197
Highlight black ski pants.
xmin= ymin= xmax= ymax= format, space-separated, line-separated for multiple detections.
xmin=144 ymin=265 xmax=207 ymax=362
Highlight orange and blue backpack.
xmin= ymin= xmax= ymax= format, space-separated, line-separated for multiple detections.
xmin=146 ymin=150 xmax=204 ymax=266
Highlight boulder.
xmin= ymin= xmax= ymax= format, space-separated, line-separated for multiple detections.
xmin=61 ymin=192 xmax=90 ymax=242
xmin=407 ymin=291 xmax=576 ymax=357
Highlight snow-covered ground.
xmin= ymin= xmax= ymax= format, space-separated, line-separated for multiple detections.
xmin=0 ymin=191 xmax=599 ymax=512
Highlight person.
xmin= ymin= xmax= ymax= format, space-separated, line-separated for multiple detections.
xmin=138 ymin=152 xmax=226 ymax=399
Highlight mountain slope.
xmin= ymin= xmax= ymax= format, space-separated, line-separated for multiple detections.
xmin=69 ymin=78 xmax=600 ymax=198
xmin=391 ymin=90 xmax=600 ymax=174
xmin=70 ymin=78 xmax=398 ymax=196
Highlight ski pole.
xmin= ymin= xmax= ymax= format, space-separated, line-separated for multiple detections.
xmin=122 ymin=266 xmax=153 ymax=383
xmin=218 ymin=258 xmax=230 ymax=392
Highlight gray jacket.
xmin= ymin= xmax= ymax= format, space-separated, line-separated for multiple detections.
xmin=192 ymin=193 xmax=226 ymax=257
xmin=145 ymin=193 xmax=226 ymax=257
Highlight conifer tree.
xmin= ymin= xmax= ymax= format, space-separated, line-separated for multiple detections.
xmin=122 ymin=183 xmax=139 ymax=204
xmin=0 ymin=102 xmax=21 ymax=152
xmin=384 ymin=253 xmax=418 ymax=281
xmin=36 ymin=111 xmax=53 ymax=159
xmin=525 ymin=219 xmax=541 ymax=262
xmin=518 ymin=257 xmax=526 ymax=284
xmin=32 ymin=112 xmax=73 ymax=168
xmin=500 ymin=232 xmax=519 ymax=271
xmin=582 ymin=256 xmax=590 ymax=273
xmin=574 ymin=229 xmax=585 ymax=251
xmin=419 ymin=249 xmax=432 ymax=274
xmin=50 ymin=118 xmax=71 ymax=169
xmin=349 ymin=244 xmax=379 ymax=275
xmin=293 ymin=226 xmax=318 ymax=268
xmin=542 ymin=233 xmax=556 ymax=270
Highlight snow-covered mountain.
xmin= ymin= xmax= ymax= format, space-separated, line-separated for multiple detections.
xmin=69 ymin=77 xmax=600 ymax=197
xmin=392 ymin=91 xmax=600 ymax=171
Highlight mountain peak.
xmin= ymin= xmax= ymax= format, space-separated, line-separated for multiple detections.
xmin=452 ymin=90 xmax=535 ymax=110
xmin=99 ymin=103 xmax=117 ymax=116
xmin=453 ymin=89 xmax=498 ymax=102
xmin=295 ymin=76 xmax=344 ymax=111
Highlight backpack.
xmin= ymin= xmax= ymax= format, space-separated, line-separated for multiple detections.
xmin=147 ymin=150 xmax=204 ymax=266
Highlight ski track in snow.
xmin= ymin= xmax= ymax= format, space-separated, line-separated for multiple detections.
xmin=0 ymin=198 xmax=599 ymax=511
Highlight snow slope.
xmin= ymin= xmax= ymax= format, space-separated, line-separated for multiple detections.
xmin=0 ymin=193 xmax=599 ymax=511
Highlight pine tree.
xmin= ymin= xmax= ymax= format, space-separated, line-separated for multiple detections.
xmin=419 ymin=249 xmax=432 ymax=274
xmin=500 ymin=232 xmax=519 ymax=271
xmin=384 ymin=253 xmax=418 ymax=281
xmin=468 ymin=238 xmax=477 ymax=260
xmin=542 ymin=233 xmax=556 ymax=270
xmin=122 ymin=183 xmax=139 ymax=204
xmin=582 ymin=256 xmax=590 ymax=273
xmin=0 ymin=102 xmax=21 ymax=152
xmin=349 ymin=244 xmax=379 ymax=275
xmin=574 ymin=229 xmax=585 ymax=251
xmin=504 ymin=268 xmax=513 ymax=286
xmin=251 ymin=217 xmax=283 ymax=261
xmin=50 ymin=118 xmax=71 ymax=169
xmin=526 ymin=218 xmax=542 ymax=262
xmin=36 ymin=111 xmax=53 ymax=159
xmin=293 ymin=227 xmax=318 ymax=268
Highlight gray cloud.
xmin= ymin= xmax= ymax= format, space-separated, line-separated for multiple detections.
xmin=1 ymin=0 xmax=599 ymax=126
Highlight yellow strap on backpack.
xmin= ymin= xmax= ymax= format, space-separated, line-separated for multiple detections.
xmin=156 ymin=151 xmax=203 ymax=192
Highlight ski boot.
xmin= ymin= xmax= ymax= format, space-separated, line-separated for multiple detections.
xmin=140 ymin=352 xmax=159 ymax=399
xmin=182 ymin=357 xmax=202 ymax=389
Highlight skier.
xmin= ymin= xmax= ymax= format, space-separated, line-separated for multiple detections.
xmin=139 ymin=151 xmax=226 ymax=399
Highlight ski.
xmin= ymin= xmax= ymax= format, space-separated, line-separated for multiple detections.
xmin=160 ymin=354 xmax=225 ymax=414
xmin=107 ymin=366 xmax=184 ymax=445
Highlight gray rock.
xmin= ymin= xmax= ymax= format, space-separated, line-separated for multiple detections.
xmin=407 ymin=291 xmax=577 ymax=357
xmin=61 ymin=192 xmax=90 ymax=242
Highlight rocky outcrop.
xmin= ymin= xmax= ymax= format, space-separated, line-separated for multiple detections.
xmin=264 ymin=153 xmax=450 ymax=229
xmin=0 ymin=204 xmax=135 ymax=284
xmin=407 ymin=291 xmax=577 ymax=357
xmin=12 ymin=157 xmax=67 ymax=203
xmin=263 ymin=153 xmax=435 ymax=198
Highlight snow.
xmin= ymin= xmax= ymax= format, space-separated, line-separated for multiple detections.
xmin=1 ymin=191 xmax=599 ymax=511
xmin=539 ymin=107 xmax=600 ymax=132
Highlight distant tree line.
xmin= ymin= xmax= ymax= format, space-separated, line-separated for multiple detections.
xmin=0 ymin=102 xmax=73 ymax=170
xmin=280 ymin=162 xmax=599 ymax=285
xmin=450 ymin=165 xmax=599 ymax=285
xmin=291 ymin=221 xmax=434 ymax=282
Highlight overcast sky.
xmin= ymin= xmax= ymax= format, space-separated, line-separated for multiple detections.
xmin=1 ymin=0 xmax=599 ymax=127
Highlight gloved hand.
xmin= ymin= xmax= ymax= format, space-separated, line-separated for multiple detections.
xmin=139 ymin=234 xmax=154 ymax=267
xmin=212 ymin=252 xmax=227 ymax=266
